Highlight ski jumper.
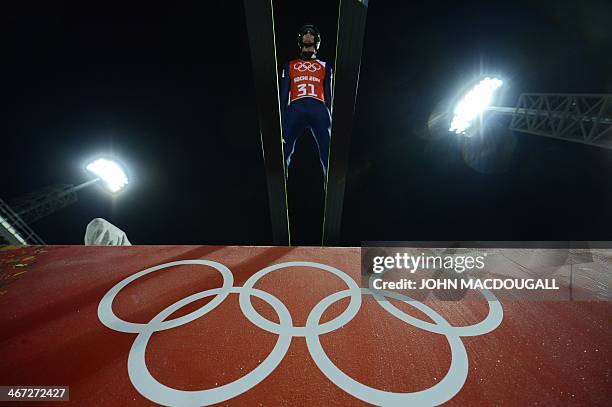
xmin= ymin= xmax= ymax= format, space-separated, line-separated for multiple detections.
xmin=280 ymin=58 xmax=333 ymax=179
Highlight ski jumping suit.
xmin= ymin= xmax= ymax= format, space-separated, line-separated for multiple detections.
xmin=280 ymin=58 xmax=333 ymax=179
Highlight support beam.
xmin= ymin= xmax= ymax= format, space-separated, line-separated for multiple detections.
xmin=505 ymin=94 xmax=612 ymax=149
xmin=9 ymin=184 xmax=79 ymax=225
xmin=0 ymin=198 xmax=45 ymax=245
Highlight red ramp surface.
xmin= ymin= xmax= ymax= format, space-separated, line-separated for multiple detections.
xmin=0 ymin=245 xmax=610 ymax=405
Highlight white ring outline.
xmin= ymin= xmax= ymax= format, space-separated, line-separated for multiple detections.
xmin=306 ymin=289 xmax=470 ymax=406
xmin=98 ymin=260 xmax=233 ymax=333
xmin=367 ymin=272 xmax=504 ymax=336
xmin=127 ymin=287 xmax=293 ymax=407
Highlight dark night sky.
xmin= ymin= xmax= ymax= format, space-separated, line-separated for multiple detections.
xmin=4 ymin=0 xmax=612 ymax=245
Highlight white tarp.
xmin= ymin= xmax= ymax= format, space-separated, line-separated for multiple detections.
xmin=84 ymin=218 xmax=131 ymax=246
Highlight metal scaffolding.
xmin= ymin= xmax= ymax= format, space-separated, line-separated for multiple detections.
xmin=1 ymin=179 xmax=100 ymax=245
xmin=0 ymin=198 xmax=45 ymax=245
xmin=491 ymin=94 xmax=612 ymax=149
xmin=8 ymin=179 xmax=101 ymax=225
xmin=9 ymin=184 xmax=80 ymax=224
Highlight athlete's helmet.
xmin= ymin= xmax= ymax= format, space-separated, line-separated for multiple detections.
xmin=297 ymin=24 xmax=321 ymax=51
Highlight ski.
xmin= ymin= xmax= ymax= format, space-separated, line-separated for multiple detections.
xmin=244 ymin=0 xmax=291 ymax=245
xmin=322 ymin=0 xmax=369 ymax=245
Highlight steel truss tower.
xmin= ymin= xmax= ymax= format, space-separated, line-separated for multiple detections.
xmin=0 ymin=198 xmax=45 ymax=244
xmin=2 ymin=179 xmax=100 ymax=244
xmin=9 ymin=184 xmax=79 ymax=225
xmin=488 ymin=94 xmax=612 ymax=149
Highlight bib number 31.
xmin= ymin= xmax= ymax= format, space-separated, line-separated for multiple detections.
xmin=297 ymin=83 xmax=317 ymax=97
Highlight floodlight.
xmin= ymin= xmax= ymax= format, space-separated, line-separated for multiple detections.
xmin=449 ymin=77 xmax=503 ymax=134
xmin=86 ymin=158 xmax=129 ymax=193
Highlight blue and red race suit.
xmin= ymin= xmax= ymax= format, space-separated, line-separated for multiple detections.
xmin=280 ymin=58 xmax=333 ymax=179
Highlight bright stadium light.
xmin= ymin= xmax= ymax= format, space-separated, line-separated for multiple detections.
xmin=449 ymin=77 xmax=504 ymax=135
xmin=86 ymin=158 xmax=129 ymax=193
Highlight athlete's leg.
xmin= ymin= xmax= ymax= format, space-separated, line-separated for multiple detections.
xmin=282 ymin=102 xmax=307 ymax=179
xmin=307 ymin=100 xmax=332 ymax=180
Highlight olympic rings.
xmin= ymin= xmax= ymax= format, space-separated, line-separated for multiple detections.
xmin=239 ymin=261 xmax=362 ymax=337
xmin=293 ymin=61 xmax=321 ymax=72
xmin=98 ymin=260 xmax=504 ymax=406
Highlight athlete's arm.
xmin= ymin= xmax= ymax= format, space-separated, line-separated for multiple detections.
xmin=324 ymin=63 xmax=333 ymax=111
xmin=280 ymin=62 xmax=290 ymax=117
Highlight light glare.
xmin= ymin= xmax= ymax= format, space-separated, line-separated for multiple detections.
xmin=449 ymin=77 xmax=503 ymax=134
xmin=86 ymin=158 xmax=129 ymax=193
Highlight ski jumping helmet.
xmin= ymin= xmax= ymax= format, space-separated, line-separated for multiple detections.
xmin=297 ymin=24 xmax=321 ymax=52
